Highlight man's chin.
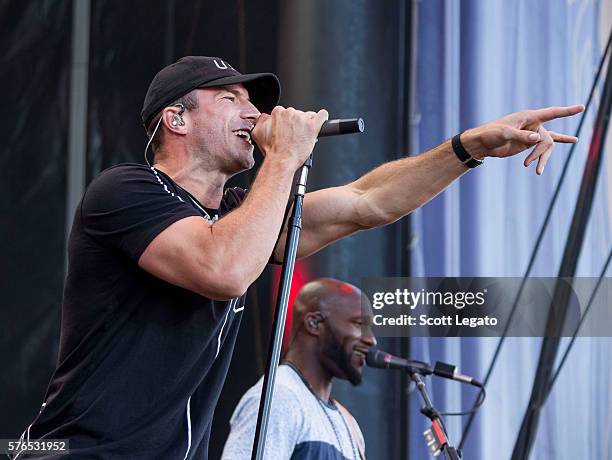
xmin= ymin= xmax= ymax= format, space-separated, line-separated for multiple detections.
xmin=343 ymin=365 xmax=363 ymax=386
xmin=240 ymin=149 xmax=256 ymax=170
xmin=347 ymin=371 xmax=363 ymax=386
xmin=226 ymin=154 xmax=255 ymax=176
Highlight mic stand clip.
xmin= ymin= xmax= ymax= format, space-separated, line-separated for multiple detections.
xmin=409 ymin=370 xmax=462 ymax=460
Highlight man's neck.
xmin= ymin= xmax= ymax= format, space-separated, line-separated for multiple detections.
xmin=284 ymin=348 xmax=333 ymax=403
xmin=153 ymin=156 xmax=228 ymax=209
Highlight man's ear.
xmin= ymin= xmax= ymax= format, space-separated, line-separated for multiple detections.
xmin=304 ymin=313 xmax=322 ymax=336
xmin=162 ymin=106 xmax=187 ymax=134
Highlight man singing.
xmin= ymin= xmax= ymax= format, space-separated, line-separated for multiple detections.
xmin=19 ymin=55 xmax=582 ymax=459
xmin=223 ymin=278 xmax=375 ymax=460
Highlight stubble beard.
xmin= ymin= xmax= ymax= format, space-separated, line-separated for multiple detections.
xmin=323 ymin=327 xmax=363 ymax=386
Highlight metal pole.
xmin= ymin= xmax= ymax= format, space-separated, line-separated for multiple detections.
xmin=66 ymin=0 xmax=90 ymax=250
xmin=251 ymin=157 xmax=312 ymax=460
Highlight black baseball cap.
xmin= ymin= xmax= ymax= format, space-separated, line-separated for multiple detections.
xmin=141 ymin=56 xmax=281 ymax=127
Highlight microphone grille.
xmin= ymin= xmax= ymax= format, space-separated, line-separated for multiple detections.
xmin=365 ymin=348 xmax=388 ymax=369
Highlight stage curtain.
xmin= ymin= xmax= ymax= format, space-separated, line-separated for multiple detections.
xmin=410 ymin=0 xmax=612 ymax=458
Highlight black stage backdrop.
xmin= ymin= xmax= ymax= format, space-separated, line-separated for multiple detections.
xmin=0 ymin=1 xmax=412 ymax=458
xmin=0 ymin=0 xmax=72 ymax=443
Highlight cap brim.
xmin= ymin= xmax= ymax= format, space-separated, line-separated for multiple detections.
xmin=199 ymin=73 xmax=281 ymax=114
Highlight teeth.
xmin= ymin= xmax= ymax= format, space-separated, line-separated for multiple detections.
xmin=354 ymin=348 xmax=370 ymax=357
xmin=234 ymin=130 xmax=252 ymax=144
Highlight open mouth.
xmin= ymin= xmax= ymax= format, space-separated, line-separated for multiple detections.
xmin=353 ymin=347 xmax=369 ymax=361
xmin=233 ymin=129 xmax=252 ymax=145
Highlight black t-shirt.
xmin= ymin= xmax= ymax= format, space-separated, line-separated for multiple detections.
xmin=27 ymin=164 xmax=247 ymax=459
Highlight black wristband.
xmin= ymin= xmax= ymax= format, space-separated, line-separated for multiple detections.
xmin=452 ymin=132 xmax=483 ymax=168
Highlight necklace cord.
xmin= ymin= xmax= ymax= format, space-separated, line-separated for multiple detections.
xmin=284 ymin=362 xmax=359 ymax=460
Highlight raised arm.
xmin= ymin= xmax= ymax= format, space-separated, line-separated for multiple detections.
xmin=139 ymin=107 xmax=328 ymax=299
xmin=273 ymin=105 xmax=584 ymax=260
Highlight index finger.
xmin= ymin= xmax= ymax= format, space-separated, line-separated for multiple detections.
xmin=529 ymin=104 xmax=584 ymax=123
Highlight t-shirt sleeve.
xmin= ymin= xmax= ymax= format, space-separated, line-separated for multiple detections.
xmin=221 ymin=383 xmax=304 ymax=460
xmin=80 ymin=165 xmax=201 ymax=262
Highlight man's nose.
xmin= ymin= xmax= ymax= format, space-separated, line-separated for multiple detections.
xmin=362 ymin=330 xmax=377 ymax=348
xmin=242 ymin=100 xmax=260 ymax=122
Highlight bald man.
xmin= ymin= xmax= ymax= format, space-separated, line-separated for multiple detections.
xmin=222 ymin=278 xmax=376 ymax=460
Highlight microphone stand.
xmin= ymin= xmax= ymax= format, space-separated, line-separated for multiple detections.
xmin=251 ymin=155 xmax=313 ymax=460
xmin=410 ymin=370 xmax=462 ymax=459
xmin=250 ymin=118 xmax=363 ymax=459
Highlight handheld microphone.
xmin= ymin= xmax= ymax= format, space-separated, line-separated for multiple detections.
xmin=366 ymin=348 xmax=483 ymax=387
xmin=318 ymin=118 xmax=365 ymax=137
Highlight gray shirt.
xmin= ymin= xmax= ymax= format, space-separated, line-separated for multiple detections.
xmin=222 ymin=364 xmax=365 ymax=459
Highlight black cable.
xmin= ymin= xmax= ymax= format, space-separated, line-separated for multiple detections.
xmin=439 ymin=384 xmax=487 ymax=417
xmin=547 ymin=247 xmax=612 ymax=391
xmin=458 ymin=27 xmax=612 ymax=450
